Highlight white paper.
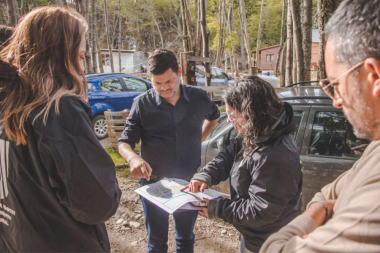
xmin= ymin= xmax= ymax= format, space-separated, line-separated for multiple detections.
xmin=135 ymin=178 xmax=230 ymax=214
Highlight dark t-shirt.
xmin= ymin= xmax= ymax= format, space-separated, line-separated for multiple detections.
xmin=119 ymin=84 xmax=220 ymax=179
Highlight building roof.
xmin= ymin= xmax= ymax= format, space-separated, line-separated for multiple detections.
xmin=252 ymin=45 xmax=279 ymax=53
xmin=100 ymin=49 xmax=137 ymax=53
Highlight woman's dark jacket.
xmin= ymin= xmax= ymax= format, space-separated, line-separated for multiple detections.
xmin=0 ymin=96 xmax=121 ymax=252
xmin=193 ymin=102 xmax=302 ymax=252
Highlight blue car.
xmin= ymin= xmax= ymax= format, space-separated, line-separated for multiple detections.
xmin=86 ymin=73 xmax=152 ymax=139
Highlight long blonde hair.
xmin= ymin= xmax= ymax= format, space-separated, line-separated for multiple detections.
xmin=0 ymin=6 xmax=88 ymax=145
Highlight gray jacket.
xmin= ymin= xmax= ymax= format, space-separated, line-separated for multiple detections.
xmin=193 ymin=102 xmax=302 ymax=252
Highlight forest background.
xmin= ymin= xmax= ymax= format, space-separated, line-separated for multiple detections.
xmin=2 ymin=0 xmax=342 ymax=86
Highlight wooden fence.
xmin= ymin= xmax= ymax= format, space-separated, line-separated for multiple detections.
xmin=104 ymin=109 xmax=129 ymax=149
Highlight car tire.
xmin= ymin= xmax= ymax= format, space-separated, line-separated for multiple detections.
xmin=92 ymin=114 xmax=108 ymax=140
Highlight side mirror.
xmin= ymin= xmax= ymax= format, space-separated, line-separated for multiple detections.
xmin=217 ymin=137 xmax=225 ymax=152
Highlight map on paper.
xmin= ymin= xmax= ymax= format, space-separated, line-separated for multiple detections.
xmin=135 ymin=178 xmax=229 ymax=214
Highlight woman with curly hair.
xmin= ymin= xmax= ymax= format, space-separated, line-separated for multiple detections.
xmin=184 ymin=76 xmax=302 ymax=253
xmin=0 ymin=7 xmax=121 ymax=252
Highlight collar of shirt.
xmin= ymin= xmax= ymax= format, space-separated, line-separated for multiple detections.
xmin=152 ymin=84 xmax=191 ymax=107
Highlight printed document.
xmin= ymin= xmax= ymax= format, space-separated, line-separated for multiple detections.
xmin=135 ymin=178 xmax=229 ymax=214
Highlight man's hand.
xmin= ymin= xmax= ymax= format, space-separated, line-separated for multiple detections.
xmin=304 ymin=200 xmax=336 ymax=227
xmin=180 ymin=179 xmax=208 ymax=193
xmin=199 ymin=198 xmax=209 ymax=218
xmin=129 ymin=156 xmax=152 ymax=181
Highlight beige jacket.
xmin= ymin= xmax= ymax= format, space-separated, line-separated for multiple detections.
xmin=259 ymin=140 xmax=380 ymax=253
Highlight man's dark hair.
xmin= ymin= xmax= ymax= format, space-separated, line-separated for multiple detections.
xmin=224 ymin=76 xmax=283 ymax=154
xmin=325 ymin=0 xmax=380 ymax=67
xmin=0 ymin=25 xmax=14 ymax=48
xmin=147 ymin=49 xmax=179 ymax=75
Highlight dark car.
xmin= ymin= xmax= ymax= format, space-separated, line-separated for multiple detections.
xmin=201 ymin=86 xmax=368 ymax=210
xmin=86 ymin=73 xmax=152 ymax=139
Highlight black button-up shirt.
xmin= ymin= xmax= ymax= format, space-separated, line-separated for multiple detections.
xmin=119 ymin=84 xmax=220 ymax=179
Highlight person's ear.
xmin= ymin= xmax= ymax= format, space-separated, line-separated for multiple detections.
xmin=363 ymin=58 xmax=380 ymax=97
xmin=178 ymin=66 xmax=182 ymax=76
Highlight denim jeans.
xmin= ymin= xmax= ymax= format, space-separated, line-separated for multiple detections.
xmin=140 ymin=178 xmax=198 ymax=253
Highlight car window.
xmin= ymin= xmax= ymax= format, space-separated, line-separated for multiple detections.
xmin=293 ymin=110 xmax=304 ymax=140
xmin=100 ymin=78 xmax=123 ymax=92
xmin=308 ymin=111 xmax=368 ymax=158
xmin=123 ymin=77 xmax=148 ymax=91
xmin=211 ymin=68 xmax=218 ymax=79
xmin=207 ymin=116 xmax=229 ymax=140
xmin=213 ymin=68 xmax=228 ymax=79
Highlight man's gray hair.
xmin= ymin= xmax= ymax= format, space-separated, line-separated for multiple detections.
xmin=325 ymin=0 xmax=380 ymax=67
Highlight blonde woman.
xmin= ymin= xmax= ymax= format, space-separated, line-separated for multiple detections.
xmin=0 ymin=7 xmax=121 ymax=252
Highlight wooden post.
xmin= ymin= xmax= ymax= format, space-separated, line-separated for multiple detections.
xmin=235 ymin=60 xmax=239 ymax=77
xmin=250 ymin=66 xmax=258 ymax=76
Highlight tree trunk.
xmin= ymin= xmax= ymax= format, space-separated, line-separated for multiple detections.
xmin=317 ymin=0 xmax=329 ymax=79
xmin=302 ymin=0 xmax=312 ymax=81
xmin=118 ymin=0 xmax=122 ymax=72
xmin=20 ymin=0 xmax=29 ymax=16
xmin=255 ymin=0 xmax=265 ymax=68
xmin=180 ymin=0 xmax=191 ymax=52
xmin=91 ymin=0 xmax=98 ymax=73
xmin=195 ymin=0 xmax=202 ymax=56
xmin=147 ymin=1 xmax=164 ymax=48
xmin=285 ymin=0 xmax=293 ymax=85
xmin=0 ymin=1 xmax=8 ymax=25
xmin=104 ymin=0 xmax=114 ymax=72
xmin=275 ymin=0 xmax=287 ymax=77
xmin=215 ymin=0 xmax=225 ymax=68
xmin=293 ymin=31 xmax=297 ymax=83
xmin=280 ymin=40 xmax=287 ymax=87
xmin=200 ymin=0 xmax=211 ymax=87
xmin=290 ymin=0 xmax=304 ymax=82
xmin=226 ymin=0 xmax=235 ymax=75
xmin=170 ymin=0 xmax=182 ymax=36
xmin=238 ymin=0 xmax=253 ymax=72
xmin=6 ymin=0 xmax=18 ymax=26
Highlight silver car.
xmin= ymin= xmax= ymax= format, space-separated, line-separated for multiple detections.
xmin=201 ymin=86 xmax=368 ymax=210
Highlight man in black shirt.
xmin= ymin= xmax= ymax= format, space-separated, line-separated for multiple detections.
xmin=118 ymin=49 xmax=220 ymax=252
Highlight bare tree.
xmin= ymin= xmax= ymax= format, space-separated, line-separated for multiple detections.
xmin=226 ymin=0 xmax=235 ymax=75
xmin=275 ymin=0 xmax=287 ymax=85
xmin=104 ymin=0 xmax=115 ymax=72
xmin=285 ymin=0 xmax=293 ymax=85
xmin=118 ymin=0 xmax=122 ymax=72
xmin=147 ymin=1 xmax=164 ymax=48
xmin=317 ymin=0 xmax=327 ymax=79
xmin=215 ymin=0 xmax=225 ymax=68
xmin=20 ymin=0 xmax=29 ymax=16
xmin=302 ymin=0 xmax=312 ymax=81
xmin=238 ymin=0 xmax=253 ymax=72
xmin=255 ymin=0 xmax=265 ymax=68
xmin=6 ymin=0 xmax=18 ymax=26
xmin=290 ymin=0 xmax=304 ymax=82
xmin=200 ymin=0 xmax=211 ymax=86
xmin=91 ymin=0 xmax=98 ymax=73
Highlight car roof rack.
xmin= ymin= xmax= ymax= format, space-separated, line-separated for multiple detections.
xmin=285 ymin=80 xmax=319 ymax=88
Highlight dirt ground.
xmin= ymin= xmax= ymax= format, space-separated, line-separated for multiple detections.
xmin=106 ymin=178 xmax=241 ymax=253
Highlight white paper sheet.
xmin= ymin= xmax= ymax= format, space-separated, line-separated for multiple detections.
xmin=135 ymin=178 xmax=230 ymax=214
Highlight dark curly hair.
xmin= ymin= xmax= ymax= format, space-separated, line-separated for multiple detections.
xmin=224 ymin=76 xmax=283 ymax=154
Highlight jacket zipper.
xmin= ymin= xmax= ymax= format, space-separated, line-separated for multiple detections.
xmin=94 ymin=225 xmax=105 ymax=249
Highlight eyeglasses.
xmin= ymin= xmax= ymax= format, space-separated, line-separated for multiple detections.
xmin=319 ymin=61 xmax=364 ymax=100
xmin=227 ymin=113 xmax=241 ymax=123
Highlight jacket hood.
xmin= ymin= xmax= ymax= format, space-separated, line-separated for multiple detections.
xmin=254 ymin=102 xmax=296 ymax=144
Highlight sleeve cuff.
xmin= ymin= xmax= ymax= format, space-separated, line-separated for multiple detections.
xmin=192 ymin=172 xmax=212 ymax=187
xmin=207 ymin=198 xmax=224 ymax=219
